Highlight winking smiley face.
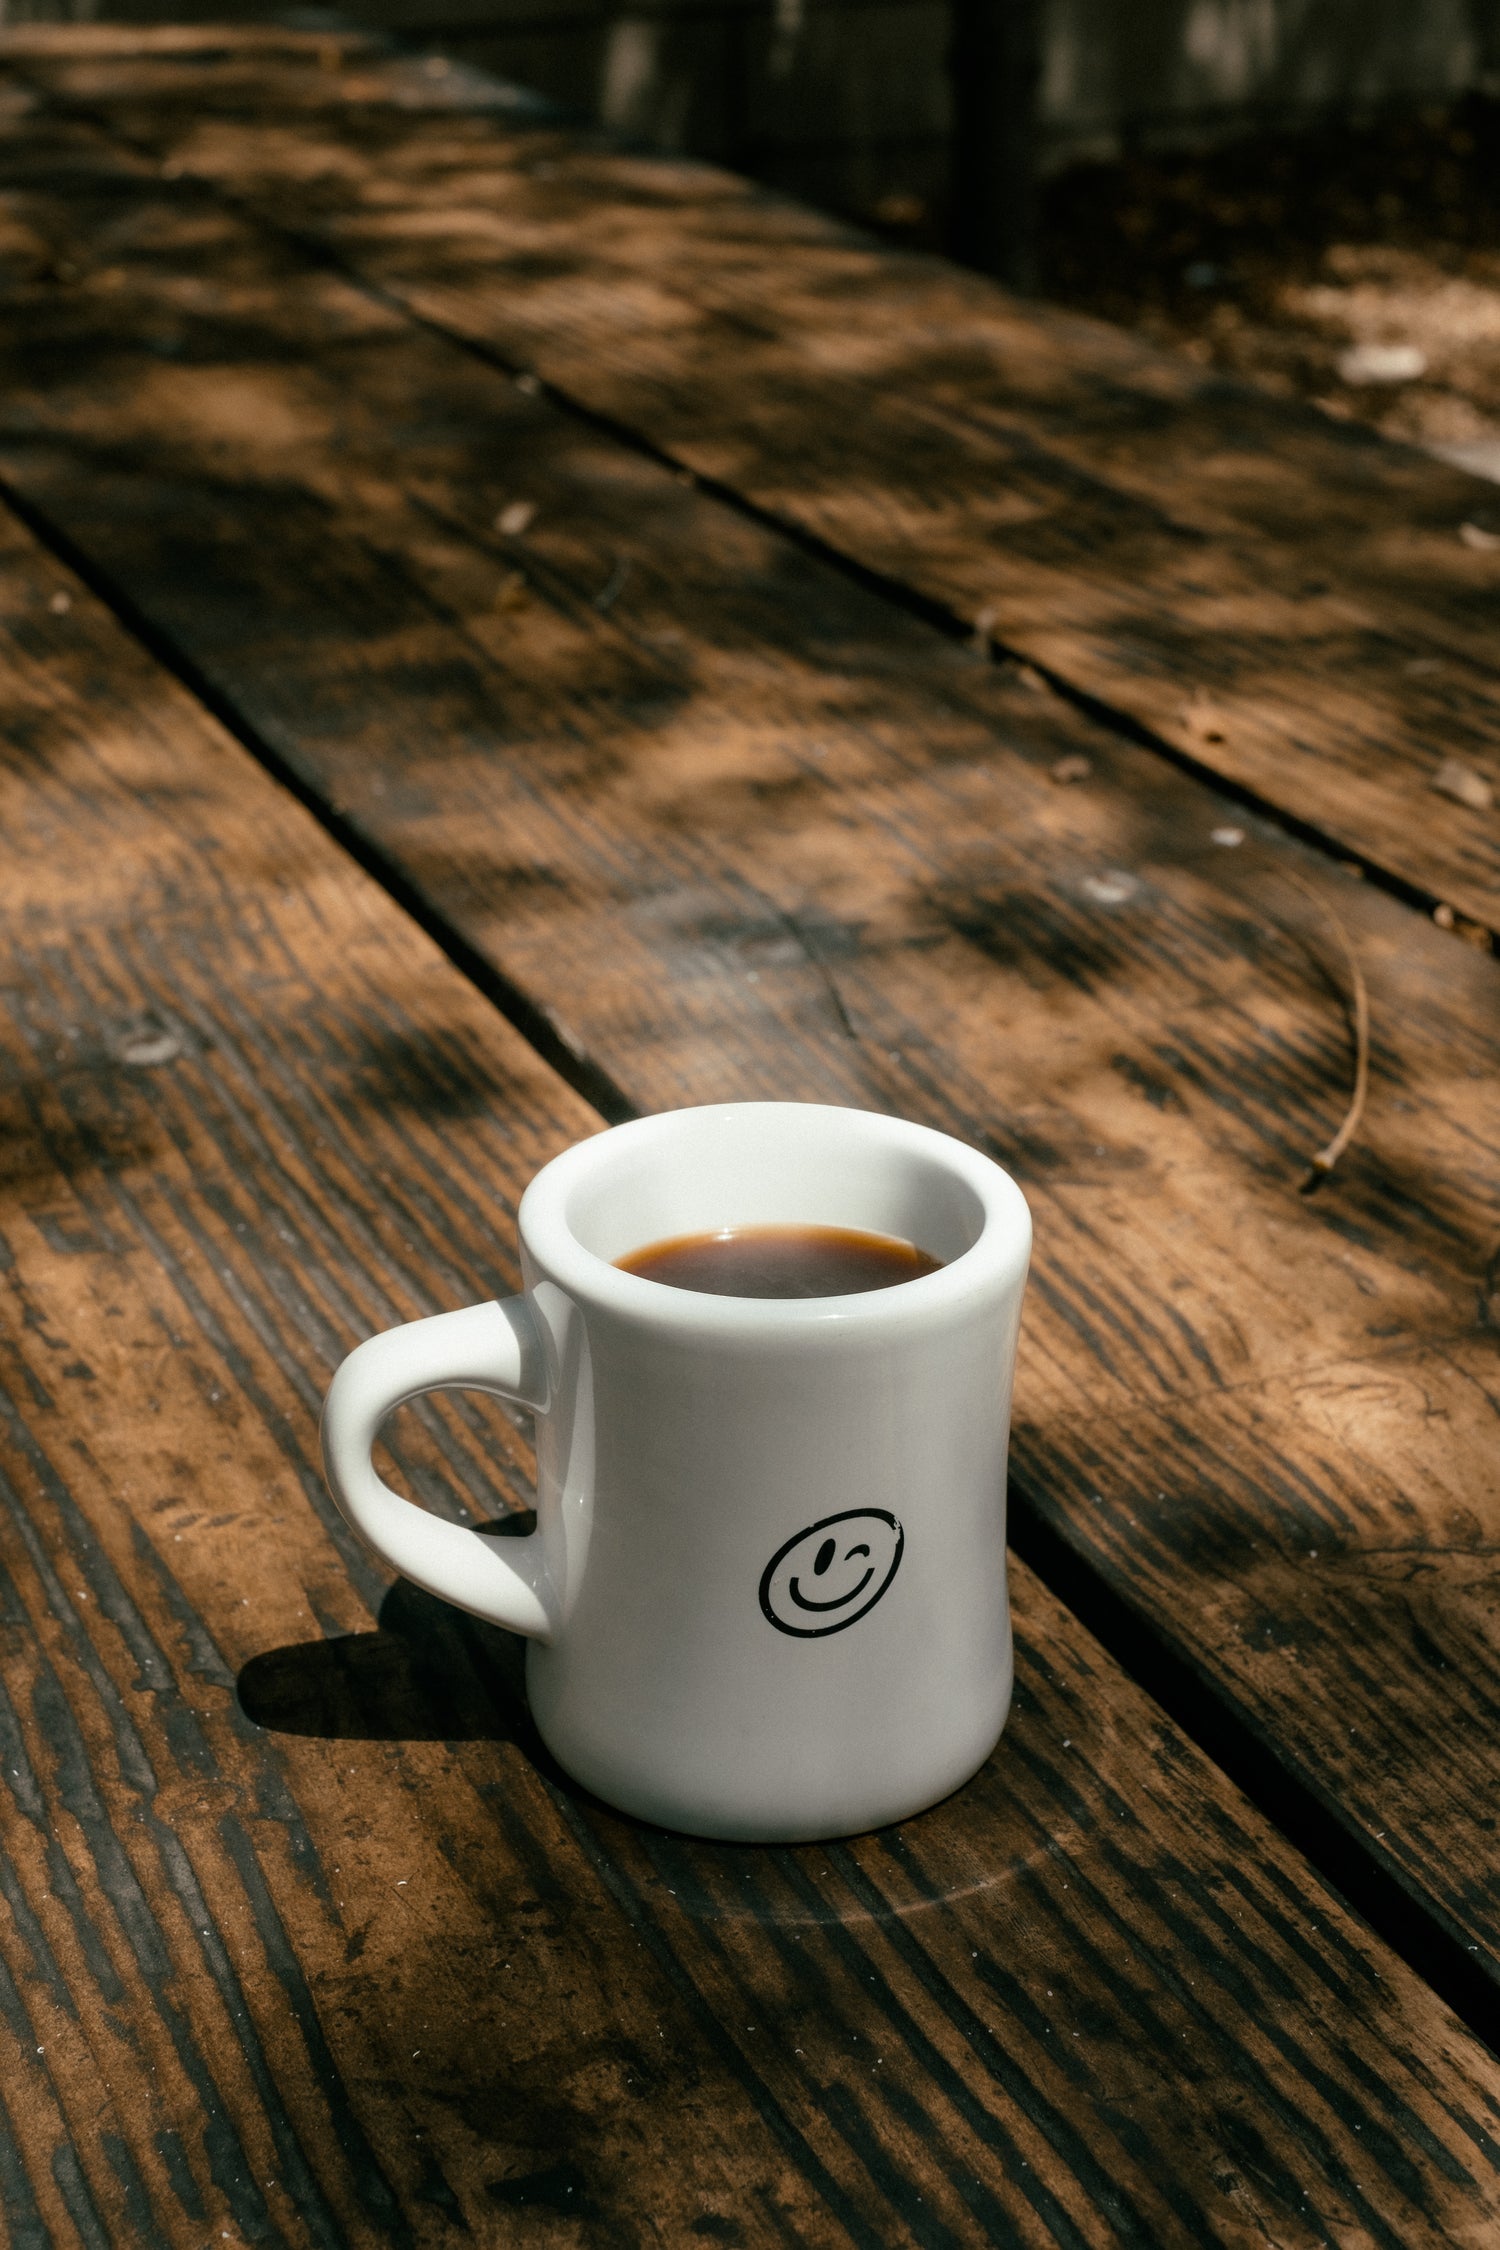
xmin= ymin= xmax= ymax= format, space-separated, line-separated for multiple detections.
xmin=759 ymin=1509 xmax=904 ymax=1637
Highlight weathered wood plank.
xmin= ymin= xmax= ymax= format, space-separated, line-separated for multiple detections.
xmin=0 ymin=26 xmax=355 ymax=59
xmin=8 ymin=426 xmax=1500 ymax=2248
xmin=19 ymin=36 xmax=1500 ymax=933
xmin=3 ymin=99 xmax=1499 ymax=2031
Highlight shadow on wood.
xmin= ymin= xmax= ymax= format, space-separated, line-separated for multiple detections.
xmin=237 ymin=1528 xmax=536 ymax=1743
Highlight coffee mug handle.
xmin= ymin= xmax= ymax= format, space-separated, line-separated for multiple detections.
xmin=320 ymin=1298 xmax=556 ymax=1640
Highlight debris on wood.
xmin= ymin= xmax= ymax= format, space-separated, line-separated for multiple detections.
xmin=971 ymin=605 xmax=998 ymax=655
xmin=1211 ymin=825 xmax=1245 ymax=846
xmin=1459 ymin=521 xmax=1500 ymax=552
xmin=1083 ymin=870 xmax=1138 ymax=905
xmin=111 ymin=1017 xmax=183 ymax=1068
xmin=1050 ymin=753 xmax=1092 ymax=784
xmin=1336 ymin=341 xmax=1426 ymax=385
xmin=594 ymin=554 xmax=629 ymax=612
xmin=1432 ymin=757 xmax=1493 ymax=810
xmin=1015 ymin=664 xmax=1049 ymax=693
xmin=1432 ymin=900 xmax=1493 ymax=948
xmin=496 ymin=500 xmax=536 ymax=535
xmin=1180 ymin=690 xmax=1228 ymax=746
xmin=1279 ymin=872 xmax=1369 ymax=1194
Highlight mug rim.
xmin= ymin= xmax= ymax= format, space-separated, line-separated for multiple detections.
xmin=516 ymin=1101 xmax=1031 ymax=1333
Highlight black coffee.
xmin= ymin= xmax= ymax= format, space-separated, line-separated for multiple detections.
xmin=616 ymin=1223 xmax=942 ymax=1298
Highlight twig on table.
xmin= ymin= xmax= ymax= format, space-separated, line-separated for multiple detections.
xmin=1276 ymin=870 xmax=1370 ymax=1194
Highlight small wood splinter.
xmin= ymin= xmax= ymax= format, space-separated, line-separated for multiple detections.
xmin=1279 ymin=871 xmax=1370 ymax=1194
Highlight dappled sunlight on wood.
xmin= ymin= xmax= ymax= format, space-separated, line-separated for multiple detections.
xmin=120 ymin=89 xmax=1500 ymax=927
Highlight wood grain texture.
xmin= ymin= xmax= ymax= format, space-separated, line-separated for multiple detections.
xmin=18 ymin=36 xmax=1500 ymax=934
xmin=2 ymin=98 xmax=1499 ymax=2026
xmin=7 ymin=427 xmax=1500 ymax=2249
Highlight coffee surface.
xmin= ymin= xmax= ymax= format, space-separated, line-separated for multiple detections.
xmin=616 ymin=1224 xmax=943 ymax=1298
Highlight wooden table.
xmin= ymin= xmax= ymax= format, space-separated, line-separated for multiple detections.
xmin=2 ymin=24 xmax=1500 ymax=2245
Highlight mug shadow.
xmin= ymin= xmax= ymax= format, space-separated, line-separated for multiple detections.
xmin=237 ymin=1523 xmax=1019 ymax=1929
xmin=237 ymin=1516 xmax=538 ymax=1745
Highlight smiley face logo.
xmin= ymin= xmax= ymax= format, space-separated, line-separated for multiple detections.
xmin=758 ymin=1509 xmax=904 ymax=1638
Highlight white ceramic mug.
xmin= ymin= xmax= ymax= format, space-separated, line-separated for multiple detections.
xmin=320 ymin=1102 xmax=1031 ymax=1841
